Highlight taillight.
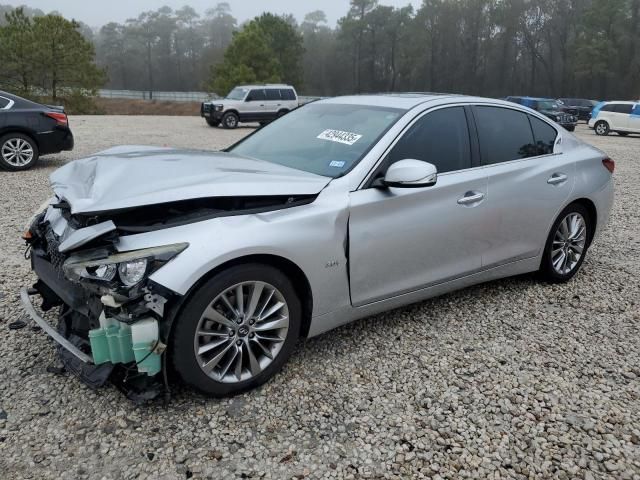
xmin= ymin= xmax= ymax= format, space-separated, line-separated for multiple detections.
xmin=602 ymin=158 xmax=615 ymax=174
xmin=45 ymin=111 xmax=68 ymax=126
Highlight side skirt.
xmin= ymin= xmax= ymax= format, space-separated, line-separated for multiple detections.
xmin=306 ymin=256 xmax=541 ymax=338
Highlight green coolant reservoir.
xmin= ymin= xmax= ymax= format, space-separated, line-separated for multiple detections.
xmin=89 ymin=314 xmax=161 ymax=376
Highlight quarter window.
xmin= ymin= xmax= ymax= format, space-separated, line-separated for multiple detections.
xmin=385 ymin=107 xmax=472 ymax=173
xmin=529 ymin=116 xmax=557 ymax=155
xmin=280 ymin=89 xmax=296 ymax=100
xmin=0 ymin=97 xmax=9 ymax=109
xmin=474 ymin=106 xmax=537 ymax=164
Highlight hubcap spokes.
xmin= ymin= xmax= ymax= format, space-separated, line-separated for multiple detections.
xmin=551 ymin=213 xmax=586 ymax=275
xmin=1 ymin=138 xmax=34 ymax=167
xmin=194 ymin=281 xmax=289 ymax=383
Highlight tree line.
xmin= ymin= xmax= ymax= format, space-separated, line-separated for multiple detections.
xmin=1 ymin=1 xmax=639 ymax=103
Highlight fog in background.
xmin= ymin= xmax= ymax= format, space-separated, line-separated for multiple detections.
xmin=0 ymin=0 xmax=421 ymax=26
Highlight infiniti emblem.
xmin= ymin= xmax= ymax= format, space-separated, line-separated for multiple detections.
xmin=238 ymin=326 xmax=250 ymax=337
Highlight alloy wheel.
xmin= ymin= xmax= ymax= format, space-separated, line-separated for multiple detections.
xmin=226 ymin=115 xmax=237 ymax=128
xmin=551 ymin=212 xmax=587 ymax=275
xmin=595 ymin=122 xmax=608 ymax=135
xmin=1 ymin=138 xmax=34 ymax=167
xmin=193 ymin=281 xmax=289 ymax=383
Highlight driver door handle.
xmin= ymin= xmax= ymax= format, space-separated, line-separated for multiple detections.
xmin=547 ymin=173 xmax=568 ymax=185
xmin=457 ymin=191 xmax=485 ymax=205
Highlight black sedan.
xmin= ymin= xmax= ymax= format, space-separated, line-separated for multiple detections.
xmin=0 ymin=91 xmax=74 ymax=171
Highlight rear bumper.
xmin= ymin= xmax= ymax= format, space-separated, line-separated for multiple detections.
xmin=36 ymin=128 xmax=74 ymax=155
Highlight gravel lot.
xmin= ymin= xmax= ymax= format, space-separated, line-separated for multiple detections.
xmin=0 ymin=117 xmax=639 ymax=480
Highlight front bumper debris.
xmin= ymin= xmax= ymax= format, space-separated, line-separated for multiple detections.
xmin=20 ymin=287 xmax=93 ymax=364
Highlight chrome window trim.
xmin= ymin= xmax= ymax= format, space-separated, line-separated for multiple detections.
xmin=0 ymin=96 xmax=15 ymax=110
xmin=357 ymin=101 xmax=562 ymax=190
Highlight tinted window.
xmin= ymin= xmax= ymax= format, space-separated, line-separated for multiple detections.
xmin=280 ymin=89 xmax=296 ymax=100
xmin=0 ymin=97 xmax=9 ymax=108
xmin=529 ymin=116 xmax=557 ymax=155
xmin=265 ymin=89 xmax=281 ymax=100
xmin=601 ymin=104 xmax=616 ymax=112
xmin=614 ymin=104 xmax=633 ymax=114
xmin=474 ymin=106 xmax=536 ymax=164
xmin=248 ymin=89 xmax=266 ymax=101
xmin=385 ymin=107 xmax=471 ymax=174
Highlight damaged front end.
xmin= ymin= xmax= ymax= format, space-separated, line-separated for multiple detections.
xmin=21 ymin=203 xmax=187 ymax=402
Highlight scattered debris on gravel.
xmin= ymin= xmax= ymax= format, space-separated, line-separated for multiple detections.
xmin=1 ymin=118 xmax=638 ymax=479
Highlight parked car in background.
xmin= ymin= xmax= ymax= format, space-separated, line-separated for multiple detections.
xmin=505 ymin=96 xmax=578 ymax=131
xmin=557 ymin=98 xmax=599 ymax=122
xmin=201 ymin=84 xmax=299 ymax=129
xmin=0 ymin=91 xmax=74 ymax=171
xmin=21 ymin=94 xmax=614 ymax=398
xmin=588 ymin=101 xmax=640 ymax=136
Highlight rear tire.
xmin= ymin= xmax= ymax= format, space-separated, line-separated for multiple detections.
xmin=0 ymin=133 xmax=39 ymax=171
xmin=594 ymin=121 xmax=610 ymax=136
xmin=171 ymin=264 xmax=301 ymax=397
xmin=222 ymin=112 xmax=239 ymax=129
xmin=539 ymin=204 xmax=591 ymax=283
xmin=617 ymin=132 xmax=629 ymax=137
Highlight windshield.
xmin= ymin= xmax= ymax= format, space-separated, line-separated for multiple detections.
xmin=230 ymin=103 xmax=404 ymax=178
xmin=226 ymin=88 xmax=248 ymax=100
xmin=538 ymin=100 xmax=560 ymax=110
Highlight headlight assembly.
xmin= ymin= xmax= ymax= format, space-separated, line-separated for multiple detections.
xmin=62 ymin=243 xmax=188 ymax=287
xmin=214 ymin=104 xmax=224 ymax=111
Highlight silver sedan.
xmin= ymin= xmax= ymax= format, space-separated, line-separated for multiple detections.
xmin=21 ymin=94 xmax=614 ymax=398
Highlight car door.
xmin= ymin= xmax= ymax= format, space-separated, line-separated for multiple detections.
xmin=472 ymin=106 xmax=575 ymax=268
xmin=243 ymin=89 xmax=267 ymax=121
xmin=348 ymin=106 xmax=488 ymax=306
xmin=613 ymin=103 xmax=633 ymax=130
xmin=629 ymin=103 xmax=640 ymax=133
xmin=264 ymin=88 xmax=282 ymax=117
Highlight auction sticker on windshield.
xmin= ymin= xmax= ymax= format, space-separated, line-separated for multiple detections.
xmin=317 ymin=129 xmax=363 ymax=146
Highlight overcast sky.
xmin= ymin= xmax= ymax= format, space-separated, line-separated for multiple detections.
xmin=3 ymin=0 xmax=422 ymax=28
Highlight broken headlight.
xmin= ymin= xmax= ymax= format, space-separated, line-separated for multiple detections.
xmin=62 ymin=243 xmax=188 ymax=287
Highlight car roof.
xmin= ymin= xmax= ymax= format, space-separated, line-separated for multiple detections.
xmin=237 ymin=84 xmax=294 ymax=89
xmin=319 ymin=93 xmax=532 ymax=110
xmin=602 ymin=100 xmax=637 ymax=105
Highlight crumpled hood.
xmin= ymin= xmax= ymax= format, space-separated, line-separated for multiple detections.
xmin=50 ymin=146 xmax=331 ymax=214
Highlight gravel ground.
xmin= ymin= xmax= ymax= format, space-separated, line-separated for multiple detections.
xmin=0 ymin=117 xmax=639 ymax=480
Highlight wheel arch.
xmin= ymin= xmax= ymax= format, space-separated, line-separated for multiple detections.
xmin=0 ymin=127 xmax=40 ymax=148
xmin=564 ymin=198 xmax=598 ymax=246
xmin=165 ymin=253 xmax=314 ymax=340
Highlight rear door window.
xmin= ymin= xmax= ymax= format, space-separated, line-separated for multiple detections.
xmin=474 ymin=106 xmax=537 ymax=164
xmin=601 ymin=104 xmax=616 ymax=112
xmin=529 ymin=116 xmax=557 ymax=155
xmin=614 ymin=104 xmax=633 ymax=114
xmin=385 ymin=107 xmax=472 ymax=174
xmin=265 ymin=89 xmax=281 ymax=101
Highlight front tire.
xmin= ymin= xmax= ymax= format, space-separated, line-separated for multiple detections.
xmin=0 ymin=133 xmax=39 ymax=171
xmin=565 ymin=126 xmax=575 ymax=132
xmin=206 ymin=118 xmax=220 ymax=127
xmin=539 ymin=204 xmax=591 ymax=283
xmin=222 ymin=112 xmax=239 ymax=129
xmin=594 ymin=121 xmax=610 ymax=136
xmin=171 ymin=264 xmax=301 ymax=397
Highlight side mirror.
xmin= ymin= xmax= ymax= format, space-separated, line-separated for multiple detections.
xmin=379 ymin=159 xmax=438 ymax=188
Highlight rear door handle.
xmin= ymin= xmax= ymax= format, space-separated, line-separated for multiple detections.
xmin=457 ymin=191 xmax=485 ymax=206
xmin=547 ymin=173 xmax=568 ymax=185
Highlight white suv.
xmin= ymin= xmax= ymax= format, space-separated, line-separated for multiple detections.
xmin=588 ymin=101 xmax=640 ymax=136
xmin=201 ymin=84 xmax=299 ymax=129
